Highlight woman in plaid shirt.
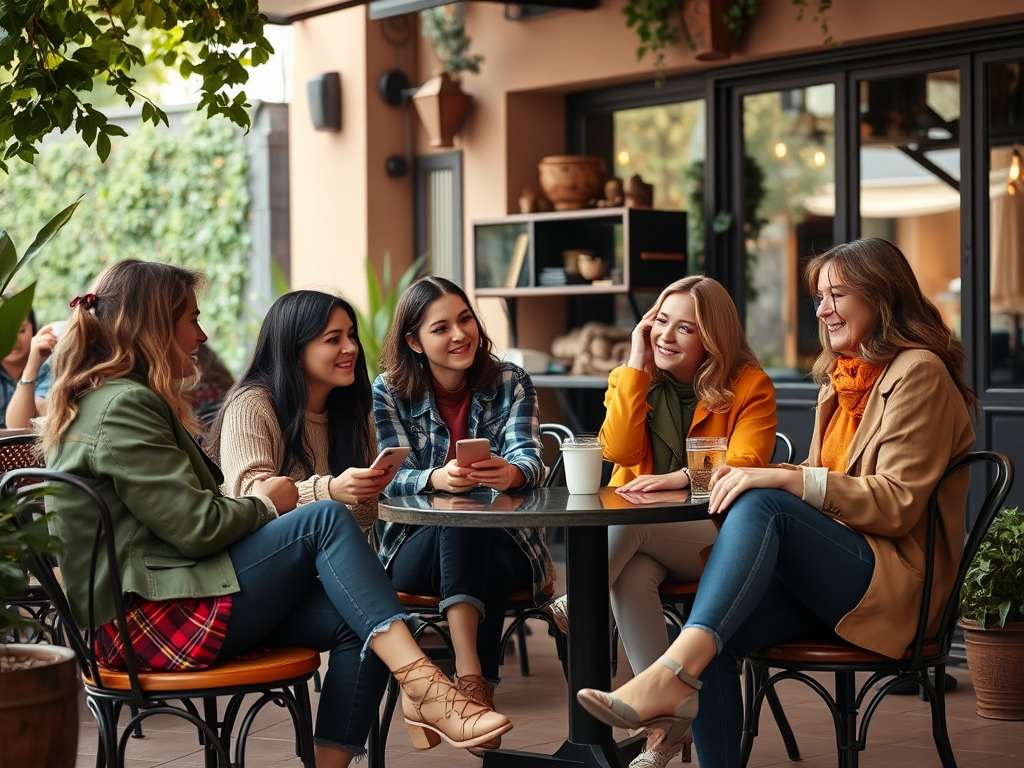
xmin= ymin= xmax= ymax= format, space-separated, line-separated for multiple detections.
xmin=373 ymin=276 xmax=555 ymax=749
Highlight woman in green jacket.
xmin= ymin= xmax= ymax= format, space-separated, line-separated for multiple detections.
xmin=42 ymin=260 xmax=511 ymax=767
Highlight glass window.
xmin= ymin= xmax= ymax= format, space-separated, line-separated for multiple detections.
xmin=989 ymin=60 xmax=1024 ymax=387
xmin=858 ymin=70 xmax=962 ymax=343
xmin=743 ymin=84 xmax=836 ymax=377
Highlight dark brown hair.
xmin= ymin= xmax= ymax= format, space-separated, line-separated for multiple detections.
xmin=379 ymin=276 xmax=499 ymax=401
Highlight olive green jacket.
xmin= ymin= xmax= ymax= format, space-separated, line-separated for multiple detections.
xmin=46 ymin=377 xmax=277 ymax=629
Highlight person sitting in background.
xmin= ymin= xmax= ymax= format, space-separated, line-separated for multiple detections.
xmin=576 ymin=238 xmax=976 ymax=768
xmin=209 ymin=290 xmax=391 ymax=534
xmin=3 ymin=308 xmax=58 ymax=428
xmin=185 ymin=345 xmax=235 ymax=426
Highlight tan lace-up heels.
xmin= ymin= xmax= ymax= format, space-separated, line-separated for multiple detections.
xmin=455 ymin=674 xmax=502 ymax=754
xmin=394 ymin=657 xmax=512 ymax=750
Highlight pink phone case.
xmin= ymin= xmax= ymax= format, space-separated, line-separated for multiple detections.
xmin=370 ymin=447 xmax=411 ymax=477
xmin=455 ymin=438 xmax=491 ymax=468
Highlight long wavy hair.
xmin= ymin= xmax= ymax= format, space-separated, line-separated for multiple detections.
xmin=805 ymin=237 xmax=976 ymax=409
xmin=207 ymin=290 xmax=375 ymax=477
xmin=649 ymin=275 xmax=761 ymax=412
xmin=379 ymin=276 xmax=500 ymax=401
xmin=41 ymin=260 xmax=205 ymax=454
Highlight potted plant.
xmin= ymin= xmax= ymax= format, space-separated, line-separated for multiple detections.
xmin=353 ymin=253 xmax=427 ymax=381
xmin=623 ymin=0 xmax=834 ymax=77
xmin=414 ymin=4 xmax=483 ymax=148
xmin=959 ymin=506 xmax=1024 ymax=720
xmin=1 ymin=200 xmax=82 ymax=767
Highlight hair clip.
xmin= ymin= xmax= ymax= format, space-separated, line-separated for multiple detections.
xmin=70 ymin=293 xmax=98 ymax=310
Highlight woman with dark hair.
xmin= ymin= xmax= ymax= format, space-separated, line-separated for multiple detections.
xmin=3 ymin=307 xmax=59 ymax=428
xmin=211 ymin=290 xmax=388 ymax=531
xmin=373 ymin=276 xmax=554 ymax=745
xmin=576 ymin=238 xmax=976 ymax=768
xmin=43 ymin=264 xmax=512 ymax=768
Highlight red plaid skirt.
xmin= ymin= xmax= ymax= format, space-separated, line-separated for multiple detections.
xmin=94 ymin=594 xmax=232 ymax=672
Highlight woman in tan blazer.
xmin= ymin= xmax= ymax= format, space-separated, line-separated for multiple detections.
xmin=575 ymin=238 xmax=976 ymax=768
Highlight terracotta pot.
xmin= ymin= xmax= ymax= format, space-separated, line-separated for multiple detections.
xmin=0 ymin=644 xmax=80 ymax=767
xmin=412 ymin=71 xmax=472 ymax=149
xmin=682 ymin=0 xmax=735 ymax=61
xmin=537 ymin=156 xmax=607 ymax=211
xmin=960 ymin=619 xmax=1024 ymax=720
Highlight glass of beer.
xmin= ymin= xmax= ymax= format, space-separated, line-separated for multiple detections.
xmin=685 ymin=437 xmax=728 ymax=499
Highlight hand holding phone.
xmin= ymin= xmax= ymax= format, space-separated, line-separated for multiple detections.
xmin=369 ymin=446 xmax=412 ymax=480
xmin=455 ymin=438 xmax=491 ymax=469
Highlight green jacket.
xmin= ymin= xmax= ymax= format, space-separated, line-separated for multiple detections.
xmin=46 ymin=377 xmax=277 ymax=629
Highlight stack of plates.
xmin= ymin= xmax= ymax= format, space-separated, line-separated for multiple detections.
xmin=538 ymin=268 xmax=567 ymax=286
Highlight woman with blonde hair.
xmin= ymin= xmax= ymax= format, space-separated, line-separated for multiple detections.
xmin=42 ymin=261 xmax=512 ymax=768
xmin=577 ymin=239 xmax=975 ymax=768
xmin=548 ymin=275 xmax=776 ymax=767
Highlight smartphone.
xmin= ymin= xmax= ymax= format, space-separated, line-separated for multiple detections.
xmin=455 ymin=438 xmax=491 ymax=468
xmin=369 ymin=446 xmax=412 ymax=480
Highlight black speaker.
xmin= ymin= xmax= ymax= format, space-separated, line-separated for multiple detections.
xmin=307 ymin=72 xmax=341 ymax=132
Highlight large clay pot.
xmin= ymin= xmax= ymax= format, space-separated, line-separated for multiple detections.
xmin=0 ymin=644 xmax=80 ymax=767
xmin=682 ymin=0 xmax=735 ymax=61
xmin=412 ymin=71 xmax=473 ymax=149
xmin=537 ymin=156 xmax=607 ymax=211
xmin=961 ymin=619 xmax=1024 ymax=720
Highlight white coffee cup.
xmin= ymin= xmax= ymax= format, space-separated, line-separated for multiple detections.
xmin=561 ymin=437 xmax=605 ymax=495
xmin=49 ymin=320 xmax=68 ymax=338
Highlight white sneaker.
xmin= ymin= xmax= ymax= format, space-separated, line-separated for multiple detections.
xmin=545 ymin=594 xmax=569 ymax=635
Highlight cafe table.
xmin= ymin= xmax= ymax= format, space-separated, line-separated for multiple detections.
xmin=378 ymin=485 xmax=711 ymax=768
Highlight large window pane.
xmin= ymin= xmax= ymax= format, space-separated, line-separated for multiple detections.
xmin=859 ymin=71 xmax=962 ymax=341
xmin=743 ymin=85 xmax=836 ymax=377
xmin=989 ymin=60 xmax=1024 ymax=387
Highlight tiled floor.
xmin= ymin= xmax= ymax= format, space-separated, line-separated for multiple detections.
xmin=72 ymin=620 xmax=1024 ymax=768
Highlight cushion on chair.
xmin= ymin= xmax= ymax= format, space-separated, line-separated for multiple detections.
xmin=747 ymin=638 xmax=943 ymax=665
xmin=85 ymin=646 xmax=321 ymax=692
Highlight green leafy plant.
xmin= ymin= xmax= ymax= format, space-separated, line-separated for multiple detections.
xmin=0 ymin=198 xmax=81 ymax=359
xmin=0 ymin=486 xmax=60 ymax=637
xmin=0 ymin=0 xmax=272 ymax=171
xmin=354 ymin=253 xmax=428 ymax=381
xmin=961 ymin=507 xmax=1024 ymax=629
xmin=623 ymin=0 xmax=832 ymax=79
xmin=420 ymin=5 xmax=483 ymax=79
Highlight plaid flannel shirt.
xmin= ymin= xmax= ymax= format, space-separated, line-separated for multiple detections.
xmin=372 ymin=361 xmax=556 ymax=606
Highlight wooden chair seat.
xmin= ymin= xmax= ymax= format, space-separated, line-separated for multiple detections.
xmin=748 ymin=638 xmax=943 ymax=666
xmin=658 ymin=581 xmax=698 ymax=599
xmin=87 ymin=646 xmax=321 ymax=693
xmin=397 ymin=587 xmax=537 ymax=610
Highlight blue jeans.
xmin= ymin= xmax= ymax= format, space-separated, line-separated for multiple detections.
xmin=217 ymin=501 xmax=409 ymax=756
xmin=387 ymin=526 xmax=533 ymax=682
xmin=684 ymin=489 xmax=876 ymax=768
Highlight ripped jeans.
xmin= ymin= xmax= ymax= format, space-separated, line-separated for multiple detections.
xmin=218 ymin=500 xmax=409 ymax=756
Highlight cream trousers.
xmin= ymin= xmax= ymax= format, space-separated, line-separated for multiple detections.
xmin=608 ymin=520 xmax=718 ymax=675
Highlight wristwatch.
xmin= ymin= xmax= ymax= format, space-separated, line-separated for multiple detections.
xmin=18 ymin=378 xmax=36 ymax=386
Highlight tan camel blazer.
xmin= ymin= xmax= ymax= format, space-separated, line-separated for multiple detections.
xmin=803 ymin=349 xmax=975 ymax=658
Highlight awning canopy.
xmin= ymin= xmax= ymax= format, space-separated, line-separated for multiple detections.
xmin=261 ymin=0 xmax=597 ymax=24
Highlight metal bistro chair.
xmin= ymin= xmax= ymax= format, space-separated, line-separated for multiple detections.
xmin=740 ymin=451 xmax=1014 ymax=768
xmin=6 ymin=468 xmax=321 ymax=768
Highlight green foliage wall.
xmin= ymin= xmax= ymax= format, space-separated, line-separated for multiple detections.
xmin=0 ymin=115 xmax=253 ymax=372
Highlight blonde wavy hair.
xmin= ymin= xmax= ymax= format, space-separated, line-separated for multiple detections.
xmin=41 ymin=260 xmax=207 ymax=454
xmin=649 ymin=275 xmax=760 ymax=412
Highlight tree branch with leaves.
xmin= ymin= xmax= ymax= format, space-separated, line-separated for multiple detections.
xmin=0 ymin=0 xmax=272 ymax=172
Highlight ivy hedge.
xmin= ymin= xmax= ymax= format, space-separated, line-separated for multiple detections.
xmin=0 ymin=114 xmax=254 ymax=372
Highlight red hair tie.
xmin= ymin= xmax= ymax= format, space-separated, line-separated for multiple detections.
xmin=70 ymin=293 xmax=97 ymax=310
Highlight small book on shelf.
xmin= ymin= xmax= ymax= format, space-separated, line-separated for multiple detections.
xmin=505 ymin=233 xmax=530 ymax=288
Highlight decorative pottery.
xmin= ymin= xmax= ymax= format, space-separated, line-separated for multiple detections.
xmin=961 ymin=619 xmax=1024 ymax=720
xmin=538 ymin=156 xmax=607 ymax=211
xmin=0 ymin=644 xmax=79 ymax=767
xmin=412 ymin=71 xmax=472 ymax=148
xmin=577 ymin=254 xmax=606 ymax=281
xmin=682 ymin=0 xmax=735 ymax=61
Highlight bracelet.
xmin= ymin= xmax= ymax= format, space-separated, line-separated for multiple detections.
xmin=18 ymin=378 xmax=36 ymax=386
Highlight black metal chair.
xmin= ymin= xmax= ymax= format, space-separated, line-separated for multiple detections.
xmin=5 ymin=468 xmax=320 ymax=768
xmin=739 ymin=451 xmax=1014 ymax=768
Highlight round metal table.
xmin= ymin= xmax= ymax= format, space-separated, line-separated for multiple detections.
xmin=378 ymin=486 xmax=711 ymax=768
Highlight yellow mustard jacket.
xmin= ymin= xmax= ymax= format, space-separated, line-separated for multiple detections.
xmin=599 ymin=364 xmax=778 ymax=486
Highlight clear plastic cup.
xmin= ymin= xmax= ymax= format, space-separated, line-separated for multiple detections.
xmin=686 ymin=437 xmax=728 ymax=499
xmin=561 ymin=435 xmax=605 ymax=495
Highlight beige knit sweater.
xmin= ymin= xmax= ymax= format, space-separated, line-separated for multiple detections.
xmin=218 ymin=387 xmax=377 ymax=531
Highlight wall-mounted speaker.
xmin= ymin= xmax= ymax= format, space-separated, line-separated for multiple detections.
xmin=307 ymin=72 xmax=341 ymax=132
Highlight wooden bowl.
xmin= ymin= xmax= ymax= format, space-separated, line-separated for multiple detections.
xmin=538 ymin=156 xmax=607 ymax=211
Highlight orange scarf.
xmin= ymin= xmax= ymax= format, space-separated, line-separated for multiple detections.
xmin=820 ymin=357 xmax=885 ymax=472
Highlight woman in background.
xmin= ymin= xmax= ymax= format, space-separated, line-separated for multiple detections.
xmin=3 ymin=307 xmax=58 ymax=428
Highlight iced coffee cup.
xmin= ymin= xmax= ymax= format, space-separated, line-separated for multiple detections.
xmin=561 ymin=436 xmax=605 ymax=495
